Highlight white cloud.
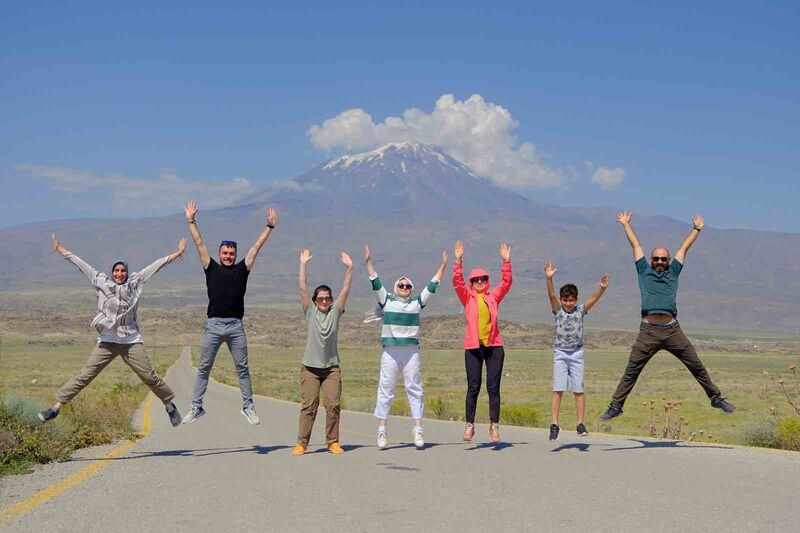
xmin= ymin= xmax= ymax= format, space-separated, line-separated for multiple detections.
xmin=15 ymin=164 xmax=257 ymax=210
xmin=307 ymin=109 xmax=377 ymax=151
xmin=308 ymin=93 xmax=576 ymax=189
xmin=591 ymin=166 xmax=627 ymax=189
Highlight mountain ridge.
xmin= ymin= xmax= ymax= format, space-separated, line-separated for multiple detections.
xmin=1 ymin=142 xmax=798 ymax=332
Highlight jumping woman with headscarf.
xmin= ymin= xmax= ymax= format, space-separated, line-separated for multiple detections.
xmin=453 ymin=240 xmax=512 ymax=443
xmin=38 ymin=234 xmax=187 ymax=427
xmin=364 ymin=244 xmax=448 ymax=450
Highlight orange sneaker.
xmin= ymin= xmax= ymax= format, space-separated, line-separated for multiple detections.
xmin=489 ymin=423 xmax=500 ymax=443
xmin=327 ymin=442 xmax=344 ymax=454
xmin=292 ymin=444 xmax=306 ymax=456
xmin=462 ymin=422 xmax=475 ymax=441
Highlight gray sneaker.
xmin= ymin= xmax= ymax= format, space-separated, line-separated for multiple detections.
xmin=166 ymin=403 xmax=182 ymax=427
xmin=711 ymin=397 xmax=736 ymax=413
xmin=600 ymin=404 xmax=623 ymax=421
xmin=182 ymin=406 xmax=205 ymax=424
xmin=38 ymin=407 xmax=60 ymax=423
xmin=241 ymin=405 xmax=260 ymax=425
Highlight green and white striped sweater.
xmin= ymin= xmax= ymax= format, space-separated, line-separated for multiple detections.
xmin=370 ymin=275 xmax=439 ymax=346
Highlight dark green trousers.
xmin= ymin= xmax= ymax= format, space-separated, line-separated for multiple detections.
xmin=611 ymin=321 xmax=721 ymax=408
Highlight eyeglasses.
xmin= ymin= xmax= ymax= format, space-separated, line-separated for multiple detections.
xmin=651 ymin=256 xmax=670 ymax=263
xmin=220 ymin=240 xmax=238 ymax=249
xmin=315 ymin=296 xmax=333 ymax=303
xmin=471 ymin=277 xmax=489 ymax=283
xmin=397 ymin=284 xmax=412 ymax=290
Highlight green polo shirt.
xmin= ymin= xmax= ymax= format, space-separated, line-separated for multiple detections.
xmin=636 ymin=257 xmax=683 ymax=318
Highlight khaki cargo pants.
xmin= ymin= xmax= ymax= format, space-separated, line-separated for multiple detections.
xmin=297 ymin=365 xmax=341 ymax=446
xmin=56 ymin=342 xmax=175 ymax=405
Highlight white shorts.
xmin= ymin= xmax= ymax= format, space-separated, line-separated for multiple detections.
xmin=552 ymin=348 xmax=585 ymax=393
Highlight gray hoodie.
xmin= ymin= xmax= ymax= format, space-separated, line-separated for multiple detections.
xmin=65 ymin=253 xmax=173 ymax=342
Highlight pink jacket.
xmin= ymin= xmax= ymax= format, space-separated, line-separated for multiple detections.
xmin=452 ymin=260 xmax=513 ymax=349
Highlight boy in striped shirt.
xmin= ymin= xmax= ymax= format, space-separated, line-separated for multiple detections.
xmin=364 ymin=245 xmax=448 ymax=449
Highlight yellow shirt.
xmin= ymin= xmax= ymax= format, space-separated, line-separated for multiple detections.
xmin=477 ymin=293 xmax=491 ymax=347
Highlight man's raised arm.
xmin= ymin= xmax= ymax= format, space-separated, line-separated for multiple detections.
xmin=185 ymin=201 xmax=210 ymax=269
xmin=674 ymin=214 xmax=704 ymax=264
xmin=245 ymin=208 xmax=277 ymax=271
xmin=617 ymin=211 xmax=644 ymax=261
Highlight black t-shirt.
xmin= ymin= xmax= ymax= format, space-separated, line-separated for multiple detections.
xmin=205 ymin=259 xmax=250 ymax=319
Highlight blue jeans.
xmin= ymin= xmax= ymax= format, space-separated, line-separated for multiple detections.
xmin=191 ymin=318 xmax=254 ymax=409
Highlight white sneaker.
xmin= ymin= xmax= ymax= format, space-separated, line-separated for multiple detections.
xmin=413 ymin=426 xmax=424 ymax=449
xmin=241 ymin=406 xmax=260 ymax=425
xmin=182 ymin=406 xmax=205 ymax=424
xmin=377 ymin=428 xmax=388 ymax=449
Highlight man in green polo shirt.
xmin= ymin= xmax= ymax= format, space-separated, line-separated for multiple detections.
xmin=600 ymin=211 xmax=735 ymax=421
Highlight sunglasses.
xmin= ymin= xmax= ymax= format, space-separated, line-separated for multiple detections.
xmin=220 ymin=240 xmax=238 ymax=249
xmin=651 ymin=256 xmax=670 ymax=263
xmin=315 ymin=296 xmax=333 ymax=303
xmin=471 ymin=276 xmax=489 ymax=283
xmin=397 ymin=284 xmax=413 ymax=290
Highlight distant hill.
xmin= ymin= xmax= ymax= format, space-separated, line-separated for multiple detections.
xmin=1 ymin=142 xmax=798 ymax=332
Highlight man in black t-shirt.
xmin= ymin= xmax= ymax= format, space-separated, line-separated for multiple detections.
xmin=181 ymin=201 xmax=277 ymax=425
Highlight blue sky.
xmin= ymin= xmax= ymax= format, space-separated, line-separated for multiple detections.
xmin=2 ymin=1 xmax=798 ymax=232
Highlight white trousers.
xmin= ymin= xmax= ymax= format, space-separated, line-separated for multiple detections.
xmin=373 ymin=345 xmax=424 ymax=420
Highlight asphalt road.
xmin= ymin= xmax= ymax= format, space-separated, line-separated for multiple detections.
xmin=2 ymin=348 xmax=799 ymax=532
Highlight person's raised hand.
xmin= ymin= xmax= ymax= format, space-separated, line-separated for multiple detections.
xmin=341 ymin=252 xmax=353 ymax=268
xmin=454 ymin=240 xmax=464 ymax=261
xmin=185 ymin=201 xmax=198 ymax=222
xmin=544 ymin=261 xmax=557 ymax=279
xmin=500 ymin=243 xmax=511 ymax=261
xmin=177 ymin=239 xmax=188 ymax=255
xmin=300 ymin=249 xmax=313 ymax=264
xmin=267 ymin=208 xmax=277 ymax=228
xmin=692 ymin=214 xmax=705 ymax=230
xmin=364 ymin=244 xmax=372 ymax=263
xmin=441 ymin=250 xmax=449 ymax=265
xmin=599 ymin=273 xmax=609 ymax=288
xmin=616 ymin=211 xmax=632 ymax=225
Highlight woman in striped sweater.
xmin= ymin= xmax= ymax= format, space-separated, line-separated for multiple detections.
xmin=364 ymin=244 xmax=448 ymax=450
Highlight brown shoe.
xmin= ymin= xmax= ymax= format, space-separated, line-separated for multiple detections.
xmin=328 ymin=442 xmax=344 ymax=454
xmin=489 ymin=423 xmax=500 ymax=443
xmin=462 ymin=422 xmax=475 ymax=441
xmin=292 ymin=444 xmax=306 ymax=456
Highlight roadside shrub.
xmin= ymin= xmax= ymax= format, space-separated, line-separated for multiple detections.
xmin=501 ymin=404 xmax=540 ymax=427
xmin=391 ymin=399 xmax=411 ymax=417
xmin=742 ymin=420 xmax=781 ymax=449
xmin=428 ymin=396 xmax=457 ymax=421
xmin=0 ymin=399 xmax=72 ymax=475
xmin=65 ymin=386 xmax=140 ymax=439
xmin=646 ymin=399 xmax=688 ymax=440
xmin=776 ymin=417 xmax=800 ymax=451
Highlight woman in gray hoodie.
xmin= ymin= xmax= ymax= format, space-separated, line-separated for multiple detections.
xmin=38 ymin=234 xmax=186 ymax=427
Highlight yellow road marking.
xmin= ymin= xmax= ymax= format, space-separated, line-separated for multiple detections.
xmin=0 ymin=394 xmax=155 ymax=526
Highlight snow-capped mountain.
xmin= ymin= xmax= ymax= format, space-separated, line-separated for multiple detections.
xmin=246 ymin=141 xmax=560 ymax=222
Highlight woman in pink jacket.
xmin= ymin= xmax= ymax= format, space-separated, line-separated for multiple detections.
xmin=452 ymin=240 xmax=512 ymax=442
